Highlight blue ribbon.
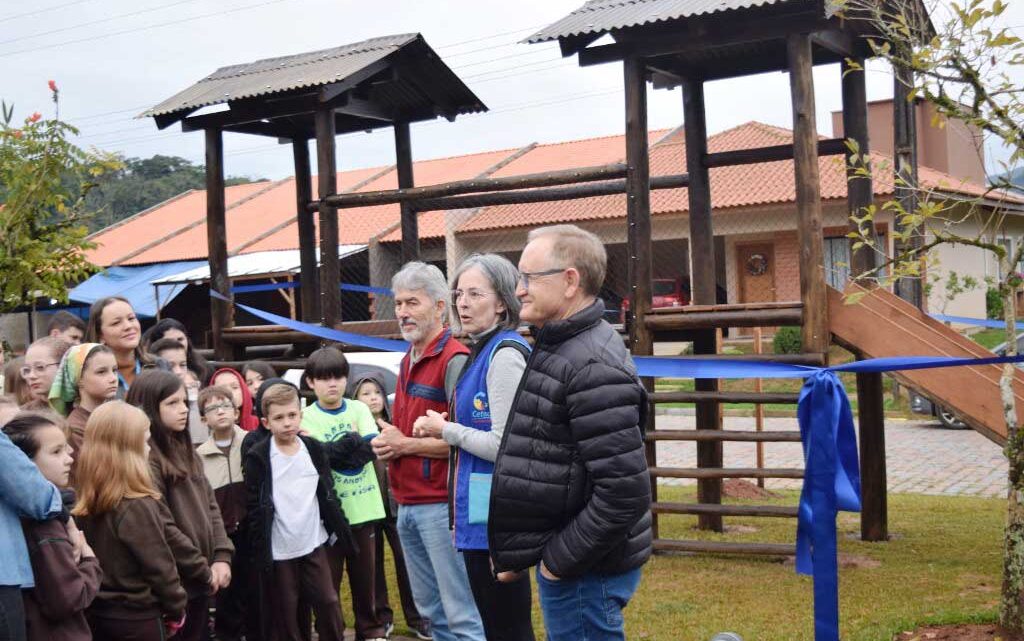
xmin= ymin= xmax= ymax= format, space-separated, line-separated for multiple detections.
xmin=230 ymin=281 xmax=394 ymax=296
xmin=211 ymin=290 xmax=408 ymax=352
xmin=931 ymin=313 xmax=1024 ymax=330
xmin=208 ymin=292 xmax=1024 ymax=641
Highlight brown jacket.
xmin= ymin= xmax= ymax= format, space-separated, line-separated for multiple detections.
xmin=21 ymin=517 xmax=101 ymax=641
xmin=148 ymin=454 xmax=234 ymax=592
xmin=196 ymin=426 xmax=247 ymax=536
xmin=66 ymin=407 xmax=90 ymax=489
xmin=78 ymin=497 xmax=201 ymax=619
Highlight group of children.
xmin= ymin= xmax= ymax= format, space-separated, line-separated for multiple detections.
xmin=0 ymin=308 xmax=423 ymax=641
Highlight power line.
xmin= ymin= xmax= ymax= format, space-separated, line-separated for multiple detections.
xmin=0 ymin=0 xmax=205 ymax=47
xmin=434 ymin=24 xmax=544 ymax=50
xmin=0 ymin=0 xmax=289 ymax=58
xmin=0 ymin=0 xmax=97 ymax=24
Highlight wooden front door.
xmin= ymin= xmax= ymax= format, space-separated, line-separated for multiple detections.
xmin=737 ymin=243 xmax=776 ymax=304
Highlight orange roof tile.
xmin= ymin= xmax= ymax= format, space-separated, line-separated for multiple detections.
xmin=252 ymin=147 xmax=523 ymax=251
xmin=86 ymin=182 xmax=272 ymax=266
xmin=122 ymin=166 xmax=387 ymax=264
xmin=378 ymin=129 xmax=675 ymax=243
xmin=457 ymin=121 xmax=1023 ymax=233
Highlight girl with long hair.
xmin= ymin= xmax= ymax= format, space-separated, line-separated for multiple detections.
xmin=4 ymin=411 xmax=100 ymax=641
xmin=47 ymin=343 xmax=118 ymax=483
xmin=126 ymin=370 xmax=233 ymax=641
xmin=85 ymin=297 xmax=157 ymax=397
xmin=74 ymin=401 xmax=208 ymax=641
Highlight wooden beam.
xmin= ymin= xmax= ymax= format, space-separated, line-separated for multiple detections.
xmin=787 ymin=33 xmax=829 ymax=355
xmin=205 ymin=128 xmax=232 ymax=360
xmin=682 ymin=76 xmax=723 ymax=533
xmin=893 ymin=64 xmax=924 ymax=309
xmin=395 ymin=122 xmax=418 ymax=262
xmin=317 ymin=163 xmax=628 ymax=209
xmin=412 ymin=174 xmax=688 ymax=212
xmin=624 ymin=56 xmax=657 ymax=539
xmin=335 ymin=94 xmax=395 ymax=122
xmin=856 ymin=370 xmax=888 ymax=541
xmin=842 ymin=58 xmax=877 ymax=278
xmin=647 ymin=429 xmax=803 ymax=442
xmin=810 ymin=29 xmax=856 ymax=57
xmin=646 ymin=306 xmax=802 ymax=331
xmin=315 ymin=106 xmax=341 ymax=328
xmin=704 ymin=138 xmax=847 ymax=168
xmin=579 ymin=9 xmax=833 ymax=66
xmin=653 ymin=539 xmax=794 ymax=556
xmin=293 ymin=138 xmax=320 ymax=324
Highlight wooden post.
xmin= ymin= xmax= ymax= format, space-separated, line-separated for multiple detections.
xmin=624 ymin=57 xmax=658 ymax=538
xmin=787 ymin=34 xmax=828 ymax=356
xmin=315 ymin=107 xmax=341 ymax=328
xmin=893 ymin=64 xmax=923 ymax=309
xmin=682 ymin=75 xmax=723 ymax=532
xmin=843 ymin=59 xmax=889 ymax=541
xmin=293 ymin=137 xmax=320 ymax=323
xmin=842 ymin=58 xmax=877 ymax=278
xmin=754 ymin=327 xmax=765 ymax=488
xmin=856 ymin=369 xmax=888 ymax=541
xmin=395 ymin=122 xmax=419 ymax=263
xmin=205 ymin=127 xmax=231 ymax=360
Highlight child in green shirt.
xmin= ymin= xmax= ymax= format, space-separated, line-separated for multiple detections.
xmin=301 ymin=347 xmax=387 ymax=641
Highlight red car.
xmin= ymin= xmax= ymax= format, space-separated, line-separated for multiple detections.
xmin=620 ymin=278 xmax=690 ymax=323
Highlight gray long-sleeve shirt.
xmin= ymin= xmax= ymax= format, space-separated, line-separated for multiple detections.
xmin=441 ymin=343 xmax=527 ymax=463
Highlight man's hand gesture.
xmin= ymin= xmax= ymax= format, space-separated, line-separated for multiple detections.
xmin=372 ymin=418 xmax=405 ymax=461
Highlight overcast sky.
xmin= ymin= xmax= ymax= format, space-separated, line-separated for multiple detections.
xmin=3 ymin=0 xmax=1022 ymax=181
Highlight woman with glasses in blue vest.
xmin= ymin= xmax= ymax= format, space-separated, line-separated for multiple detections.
xmin=412 ymin=253 xmax=535 ymax=641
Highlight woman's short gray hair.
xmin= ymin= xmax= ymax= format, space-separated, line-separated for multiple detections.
xmin=391 ymin=261 xmax=449 ymax=307
xmin=449 ymin=254 xmax=521 ymax=333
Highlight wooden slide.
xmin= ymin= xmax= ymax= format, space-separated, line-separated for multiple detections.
xmin=828 ymin=285 xmax=1024 ymax=446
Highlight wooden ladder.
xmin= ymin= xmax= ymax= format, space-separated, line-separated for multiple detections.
xmin=643 ymin=301 xmax=813 ymax=556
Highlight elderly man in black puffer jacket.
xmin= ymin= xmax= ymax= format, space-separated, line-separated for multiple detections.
xmin=489 ymin=224 xmax=652 ymax=641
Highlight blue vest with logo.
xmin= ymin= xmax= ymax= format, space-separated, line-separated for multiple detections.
xmin=450 ymin=329 xmax=530 ymax=550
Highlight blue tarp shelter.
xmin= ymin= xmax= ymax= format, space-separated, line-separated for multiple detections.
xmin=68 ymin=261 xmax=205 ymax=318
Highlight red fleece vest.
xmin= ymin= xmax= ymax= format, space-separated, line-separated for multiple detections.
xmin=390 ymin=329 xmax=469 ymax=505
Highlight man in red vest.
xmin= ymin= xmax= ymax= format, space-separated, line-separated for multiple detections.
xmin=371 ymin=262 xmax=482 ymax=641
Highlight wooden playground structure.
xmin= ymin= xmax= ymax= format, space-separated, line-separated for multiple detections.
xmin=144 ymin=0 xmax=1022 ymax=555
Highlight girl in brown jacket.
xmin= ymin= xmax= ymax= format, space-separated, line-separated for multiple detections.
xmin=46 ymin=343 xmax=119 ymax=487
xmin=75 ymin=401 xmax=208 ymax=641
xmin=3 ymin=411 xmax=101 ymax=641
xmin=126 ymin=371 xmax=234 ymax=641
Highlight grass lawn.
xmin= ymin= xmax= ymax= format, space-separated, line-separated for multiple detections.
xmin=970 ymin=328 xmax=1009 ymax=350
xmin=377 ymin=487 xmax=1003 ymax=640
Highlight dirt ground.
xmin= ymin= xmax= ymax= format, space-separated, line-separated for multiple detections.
xmin=895 ymin=624 xmax=1024 ymax=640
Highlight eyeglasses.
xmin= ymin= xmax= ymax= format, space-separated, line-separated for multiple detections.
xmin=518 ymin=268 xmax=567 ymax=290
xmin=450 ymin=288 xmax=495 ymax=303
xmin=20 ymin=362 xmax=59 ymax=378
xmin=203 ymin=402 xmax=234 ymax=414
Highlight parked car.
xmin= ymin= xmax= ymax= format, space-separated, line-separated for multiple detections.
xmin=620 ymin=277 xmax=690 ymax=323
xmin=909 ymin=332 xmax=1024 ymax=429
xmin=285 ymin=350 xmax=403 ymax=406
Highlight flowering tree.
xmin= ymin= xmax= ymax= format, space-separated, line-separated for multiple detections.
xmin=838 ymin=0 xmax=1024 ymax=631
xmin=0 ymin=82 xmax=119 ymax=312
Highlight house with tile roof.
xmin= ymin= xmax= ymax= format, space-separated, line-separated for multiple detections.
xmin=74 ymin=99 xmax=1024 ymax=346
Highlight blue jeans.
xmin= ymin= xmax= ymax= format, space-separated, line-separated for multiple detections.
xmin=397 ymin=503 xmax=485 ymax=641
xmin=536 ymin=566 xmax=642 ymax=641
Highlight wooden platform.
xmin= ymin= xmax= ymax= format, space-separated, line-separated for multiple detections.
xmin=828 ymin=285 xmax=1024 ymax=446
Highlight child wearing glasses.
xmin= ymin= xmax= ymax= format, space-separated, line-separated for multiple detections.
xmin=196 ymin=386 xmax=250 ymax=641
xmin=22 ymin=337 xmax=71 ymax=405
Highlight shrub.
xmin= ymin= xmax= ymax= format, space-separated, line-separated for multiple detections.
xmin=987 ymin=287 xmax=1005 ymax=320
xmin=772 ymin=326 xmax=803 ymax=354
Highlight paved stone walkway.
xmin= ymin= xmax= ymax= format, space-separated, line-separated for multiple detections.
xmin=653 ymin=414 xmax=1008 ymax=497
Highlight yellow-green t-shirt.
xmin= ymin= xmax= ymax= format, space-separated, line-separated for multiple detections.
xmin=301 ymin=399 xmax=385 ymax=525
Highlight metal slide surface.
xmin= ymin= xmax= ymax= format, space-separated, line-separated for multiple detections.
xmin=828 ymin=285 xmax=1024 ymax=446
